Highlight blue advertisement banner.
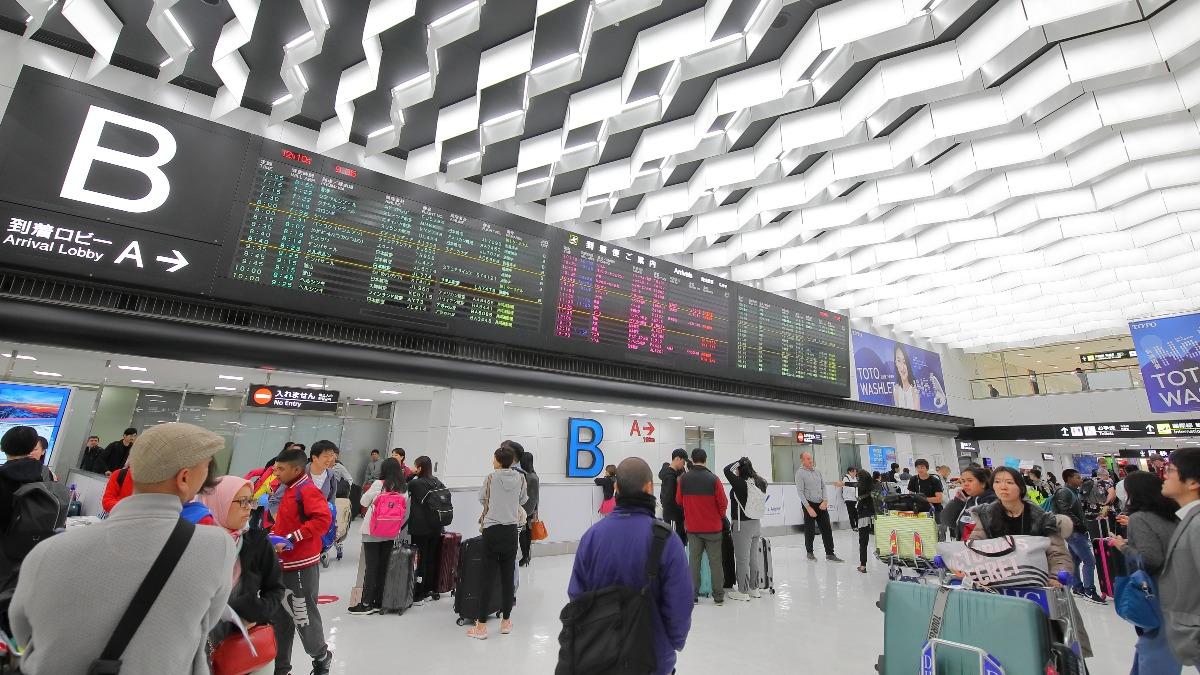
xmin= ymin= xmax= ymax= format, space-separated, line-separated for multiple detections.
xmin=1129 ymin=313 xmax=1200 ymax=413
xmin=868 ymin=445 xmax=896 ymax=471
xmin=852 ymin=331 xmax=949 ymax=414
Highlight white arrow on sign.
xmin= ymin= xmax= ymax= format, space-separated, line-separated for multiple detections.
xmin=155 ymin=249 xmax=188 ymax=272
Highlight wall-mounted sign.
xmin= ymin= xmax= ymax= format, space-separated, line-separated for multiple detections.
xmin=567 ymin=418 xmax=604 ymax=478
xmin=245 ymin=385 xmax=339 ymax=412
xmin=956 ymin=439 xmax=979 ymax=454
xmin=967 ymin=418 xmax=1200 ymax=441
xmin=629 ymin=419 xmax=656 ymax=443
xmin=794 ymin=430 xmax=823 ymax=444
xmin=852 ymin=330 xmax=949 ymax=414
xmin=1128 ymin=313 xmax=1200 ymax=413
xmin=1119 ymin=448 xmax=1172 ymax=459
xmin=1041 ymin=453 xmax=1055 ymax=461
xmin=868 ymin=445 xmax=896 ymax=471
xmin=1079 ymin=350 xmax=1136 ymax=363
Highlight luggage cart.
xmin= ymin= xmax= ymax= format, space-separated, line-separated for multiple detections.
xmin=875 ymin=495 xmax=943 ymax=585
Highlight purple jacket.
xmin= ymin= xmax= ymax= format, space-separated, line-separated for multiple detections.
xmin=568 ymin=503 xmax=693 ymax=675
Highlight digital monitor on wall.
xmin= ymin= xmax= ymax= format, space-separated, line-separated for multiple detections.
xmin=1128 ymin=312 xmax=1200 ymax=413
xmin=851 ymin=331 xmax=949 ymax=414
xmin=0 ymin=382 xmax=71 ymax=464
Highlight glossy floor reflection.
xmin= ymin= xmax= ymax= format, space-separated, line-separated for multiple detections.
xmin=295 ymin=526 xmax=1135 ymax=674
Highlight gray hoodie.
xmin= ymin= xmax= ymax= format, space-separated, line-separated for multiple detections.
xmin=479 ymin=468 xmax=529 ymax=528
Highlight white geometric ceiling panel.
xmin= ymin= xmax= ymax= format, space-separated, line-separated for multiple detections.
xmin=6 ymin=0 xmax=1199 ymax=352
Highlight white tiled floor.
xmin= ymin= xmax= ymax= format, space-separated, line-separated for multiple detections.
xmin=292 ymin=525 xmax=1135 ymax=674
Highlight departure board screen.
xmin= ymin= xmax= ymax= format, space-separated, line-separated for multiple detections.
xmin=550 ymin=232 xmax=732 ymax=376
xmin=220 ymin=142 xmax=549 ymax=341
xmin=734 ymin=288 xmax=850 ymax=396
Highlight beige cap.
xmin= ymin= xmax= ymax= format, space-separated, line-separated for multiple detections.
xmin=129 ymin=422 xmax=224 ymax=483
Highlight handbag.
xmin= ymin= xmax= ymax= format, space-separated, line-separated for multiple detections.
xmin=211 ymin=625 xmax=277 ymax=675
xmin=530 ymin=517 xmax=548 ymax=541
xmin=1114 ymin=555 xmax=1162 ymax=630
xmin=935 ymin=535 xmax=1051 ymax=589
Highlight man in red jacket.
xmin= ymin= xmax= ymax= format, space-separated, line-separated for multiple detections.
xmin=676 ymin=447 xmax=728 ymax=605
xmin=270 ymin=448 xmax=333 ymax=675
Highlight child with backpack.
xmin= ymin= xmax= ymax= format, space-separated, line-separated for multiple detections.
xmin=723 ymin=457 xmax=768 ymax=601
xmin=348 ymin=458 xmax=407 ymax=615
xmin=269 ymin=448 xmax=334 ymax=675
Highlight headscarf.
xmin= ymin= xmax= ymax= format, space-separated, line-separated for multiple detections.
xmin=198 ymin=475 xmax=252 ymax=583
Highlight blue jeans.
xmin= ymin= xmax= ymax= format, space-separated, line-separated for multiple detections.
xmin=1131 ymin=626 xmax=1187 ymax=675
xmin=1066 ymin=531 xmax=1096 ymax=593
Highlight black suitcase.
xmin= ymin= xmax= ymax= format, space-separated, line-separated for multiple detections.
xmin=380 ymin=541 xmax=418 ymax=614
xmin=453 ymin=535 xmax=519 ymax=625
xmin=721 ymin=522 xmax=735 ymax=590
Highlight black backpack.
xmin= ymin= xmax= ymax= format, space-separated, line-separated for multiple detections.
xmin=2 ymin=467 xmax=68 ymax=562
xmin=555 ymin=520 xmax=672 ymax=675
xmin=334 ymin=475 xmax=351 ymax=499
xmin=421 ymin=478 xmax=454 ymax=527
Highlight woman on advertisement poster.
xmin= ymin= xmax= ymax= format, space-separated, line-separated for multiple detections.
xmin=892 ymin=345 xmax=921 ymax=410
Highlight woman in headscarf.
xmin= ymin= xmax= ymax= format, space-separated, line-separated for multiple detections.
xmin=198 ymin=475 xmax=286 ymax=627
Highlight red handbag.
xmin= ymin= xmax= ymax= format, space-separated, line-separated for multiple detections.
xmin=211 ymin=625 xmax=277 ymax=675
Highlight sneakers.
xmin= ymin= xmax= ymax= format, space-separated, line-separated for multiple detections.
xmin=713 ymin=598 xmax=724 ymax=606
xmin=467 ymin=624 xmax=488 ymax=640
xmin=311 ymin=649 xmax=333 ymax=675
xmin=749 ymin=589 xmax=763 ymax=599
xmin=826 ymin=554 xmax=844 ymax=563
xmin=347 ymin=603 xmax=378 ymax=615
xmin=500 ymin=619 xmax=513 ymax=634
xmin=726 ymin=591 xmax=752 ymax=602
xmin=806 ymin=552 xmax=817 ymax=561
xmin=320 ymin=552 xmax=330 ymax=569
xmin=335 ymin=545 xmax=344 ymax=561
xmin=412 ymin=597 xmax=431 ymax=607
xmin=1083 ymin=591 xmax=1108 ymax=605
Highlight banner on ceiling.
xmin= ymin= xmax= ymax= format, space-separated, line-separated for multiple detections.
xmin=1129 ymin=313 xmax=1200 ymax=413
xmin=852 ymin=331 xmax=949 ymax=414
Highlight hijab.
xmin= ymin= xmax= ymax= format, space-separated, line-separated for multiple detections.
xmin=198 ymin=475 xmax=252 ymax=583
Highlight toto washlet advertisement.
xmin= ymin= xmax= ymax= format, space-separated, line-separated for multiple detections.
xmin=1129 ymin=312 xmax=1200 ymax=413
xmin=852 ymin=331 xmax=949 ymax=414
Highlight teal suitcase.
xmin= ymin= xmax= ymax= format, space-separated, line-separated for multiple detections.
xmin=880 ymin=582 xmax=1050 ymax=674
xmin=699 ymin=556 xmax=712 ymax=596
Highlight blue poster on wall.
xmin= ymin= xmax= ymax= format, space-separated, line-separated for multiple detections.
xmin=867 ymin=445 xmax=896 ymax=471
xmin=852 ymin=331 xmax=949 ymax=414
xmin=1073 ymin=455 xmax=1100 ymax=477
xmin=0 ymin=382 xmax=71 ymax=464
xmin=1129 ymin=313 xmax=1200 ymax=413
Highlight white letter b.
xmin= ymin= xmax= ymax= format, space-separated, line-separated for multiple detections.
xmin=60 ymin=105 xmax=176 ymax=213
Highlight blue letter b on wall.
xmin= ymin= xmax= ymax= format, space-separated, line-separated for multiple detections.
xmin=567 ymin=418 xmax=604 ymax=478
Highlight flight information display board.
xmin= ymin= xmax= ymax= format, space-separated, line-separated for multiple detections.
xmin=551 ymin=232 xmax=731 ymax=376
xmin=218 ymin=141 xmax=549 ymax=342
xmin=0 ymin=68 xmax=854 ymax=398
xmin=735 ymin=287 xmax=849 ymax=395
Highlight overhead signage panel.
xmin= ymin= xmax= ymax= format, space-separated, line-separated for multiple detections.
xmin=0 ymin=69 xmax=859 ymax=400
xmin=0 ymin=202 xmax=219 ymax=293
xmin=245 ymin=385 xmax=339 ymax=412
xmin=1079 ymin=350 xmax=1136 ymax=363
xmin=967 ymin=418 xmax=1200 ymax=440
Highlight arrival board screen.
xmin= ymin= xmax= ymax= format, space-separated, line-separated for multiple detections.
xmin=0 ymin=69 xmax=853 ymax=398
xmin=220 ymin=141 xmax=549 ymax=341
xmin=734 ymin=287 xmax=850 ymax=395
xmin=551 ymin=232 xmax=732 ymax=377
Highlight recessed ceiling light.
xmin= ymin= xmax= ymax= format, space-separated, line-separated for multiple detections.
xmin=354 ymin=398 xmax=373 ymax=402
xmin=504 ymin=401 xmax=512 ymax=405
xmin=214 ymin=386 xmax=237 ymax=391
xmin=117 ymin=365 xmax=147 ymax=371
xmin=631 ymin=413 xmax=647 ymax=417
xmin=32 ymin=371 xmax=61 ymax=377
xmin=1015 ymin=439 xmax=1028 ymax=442
xmin=544 ymin=405 xmax=562 ymax=409
xmin=668 ymin=416 xmax=683 ymax=420
xmin=1074 ymin=347 xmax=1080 ymax=350
xmin=769 ymin=425 xmax=780 ymax=428
xmin=380 ymin=390 xmax=401 ymax=394
xmin=304 ymin=383 xmax=325 ymax=388
xmin=130 ymin=379 xmax=155 ymax=384
xmin=219 ymin=375 xmax=243 ymax=381
xmin=589 ymin=409 xmax=606 ymax=413
xmin=0 ymin=353 xmax=36 ymax=361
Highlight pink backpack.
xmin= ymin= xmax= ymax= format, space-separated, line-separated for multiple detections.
xmin=369 ymin=490 xmax=407 ymax=538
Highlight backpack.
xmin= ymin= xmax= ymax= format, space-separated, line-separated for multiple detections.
xmin=421 ymin=478 xmax=454 ymax=528
xmin=334 ymin=475 xmax=351 ymax=499
xmin=2 ymin=467 xmax=68 ymax=562
xmin=736 ymin=479 xmax=767 ymax=520
xmin=1083 ymin=478 xmax=1108 ymax=507
xmin=295 ymin=486 xmax=337 ymax=551
xmin=368 ymin=489 xmax=407 ymax=538
xmin=555 ymin=520 xmax=672 ymax=675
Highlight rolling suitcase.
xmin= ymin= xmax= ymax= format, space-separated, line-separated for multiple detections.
xmin=454 ymin=536 xmax=501 ymax=625
xmin=879 ymin=581 xmax=1051 ymax=675
xmin=721 ymin=528 xmax=736 ymax=590
xmin=754 ymin=536 xmax=775 ymax=593
xmin=436 ymin=531 xmax=462 ymax=595
xmin=698 ymin=556 xmax=713 ymax=597
xmin=380 ymin=541 xmax=418 ymax=615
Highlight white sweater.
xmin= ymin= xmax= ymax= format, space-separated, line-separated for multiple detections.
xmin=360 ymin=479 xmax=408 ymax=542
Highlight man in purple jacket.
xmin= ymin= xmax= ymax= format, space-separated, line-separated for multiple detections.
xmin=569 ymin=457 xmax=694 ymax=674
